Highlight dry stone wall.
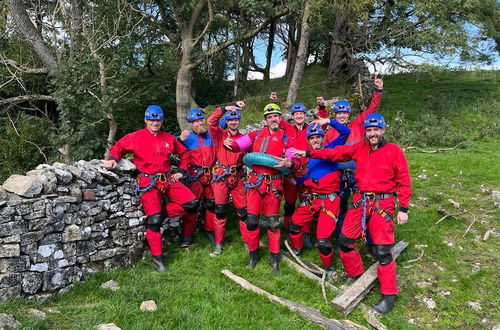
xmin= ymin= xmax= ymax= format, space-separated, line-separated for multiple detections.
xmin=0 ymin=159 xmax=170 ymax=301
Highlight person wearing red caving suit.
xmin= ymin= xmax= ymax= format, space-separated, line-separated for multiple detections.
xmin=104 ymin=105 xmax=198 ymax=272
xmin=207 ymin=101 xmax=248 ymax=256
xmin=178 ymin=108 xmax=217 ymax=248
xmin=293 ymin=113 xmax=411 ymax=315
xmin=275 ymin=119 xmax=350 ymax=281
xmin=225 ymin=103 xmax=290 ymax=274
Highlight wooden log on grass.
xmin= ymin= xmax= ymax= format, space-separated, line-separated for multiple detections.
xmin=221 ymin=269 xmax=368 ymax=330
xmin=331 ymin=240 xmax=409 ymax=315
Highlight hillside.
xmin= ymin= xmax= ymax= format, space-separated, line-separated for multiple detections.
xmin=0 ymin=68 xmax=499 ymax=329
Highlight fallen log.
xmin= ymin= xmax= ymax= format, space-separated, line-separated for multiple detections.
xmin=221 ymin=269 xmax=368 ymax=330
xmin=282 ymin=253 xmax=387 ymax=330
xmin=331 ymin=240 xmax=409 ymax=315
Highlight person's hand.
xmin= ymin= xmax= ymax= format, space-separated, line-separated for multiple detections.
xmin=170 ymin=172 xmax=183 ymax=182
xmin=180 ymin=130 xmax=190 ymax=141
xmin=274 ymin=156 xmax=292 ymax=168
xmin=292 ymin=150 xmax=307 ymax=157
xmin=396 ymin=211 xmax=408 ymax=225
xmin=103 ymin=159 xmax=117 ymax=169
xmin=223 ymin=136 xmax=233 ymax=150
xmin=374 ymin=73 xmax=383 ymax=90
xmin=270 ymin=91 xmax=278 ymax=103
xmin=316 ymin=96 xmax=325 ymax=107
xmin=312 ymin=117 xmax=330 ymax=126
xmin=235 ymin=100 xmax=246 ymax=108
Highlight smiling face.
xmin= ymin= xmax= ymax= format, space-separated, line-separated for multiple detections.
xmin=265 ymin=113 xmax=281 ymax=131
xmin=145 ymin=119 xmax=163 ymax=134
xmin=226 ymin=118 xmax=240 ymax=132
xmin=308 ymin=134 xmax=324 ymax=149
xmin=292 ymin=111 xmax=306 ymax=126
xmin=189 ymin=118 xmax=207 ymax=134
xmin=335 ymin=111 xmax=350 ymax=125
xmin=365 ymin=126 xmax=385 ymax=147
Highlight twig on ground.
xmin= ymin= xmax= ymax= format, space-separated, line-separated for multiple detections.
xmin=435 ymin=201 xmax=478 ymax=238
xmin=284 ymin=239 xmax=324 ymax=276
xmin=404 ymin=246 xmax=425 ymax=264
xmin=404 ymin=142 xmax=466 ymax=154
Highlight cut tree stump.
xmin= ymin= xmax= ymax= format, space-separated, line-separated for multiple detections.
xmin=331 ymin=240 xmax=409 ymax=315
xmin=221 ymin=269 xmax=368 ymax=330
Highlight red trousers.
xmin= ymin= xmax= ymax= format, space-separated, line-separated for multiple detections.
xmin=212 ymin=177 xmax=247 ymax=245
xmin=246 ymin=175 xmax=283 ymax=253
xmin=340 ymin=192 xmax=398 ymax=295
xmin=182 ymin=180 xmax=215 ymax=238
xmin=290 ymin=196 xmax=340 ymax=267
xmin=137 ymin=175 xmax=196 ymax=256
xmin=283 ymin=178 xmax=312 ymax=234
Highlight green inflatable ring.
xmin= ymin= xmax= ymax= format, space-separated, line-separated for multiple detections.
xmin=243 ymin=152 xmax=290 ymax=175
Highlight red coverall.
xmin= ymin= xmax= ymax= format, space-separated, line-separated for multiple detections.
xmin=230 ymin=125 xmax=290 ymax=254
xmin=207 ymin=107 xmax=248 ymax=245
xmin=108 ymin=128 xmax=197 ymax=256
xmin=308 ymin=139 xmax=411 ymax=295
xmin=180 ymin=130 xmax=216 ymax=240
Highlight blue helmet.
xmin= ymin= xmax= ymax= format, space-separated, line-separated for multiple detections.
xmin=306 ymin=125 xmax=325 ymax=139
xmin=186 ymin=108 xmax=205 ymax=122
xmin=363 ymin=113 xmax=386 ymax=129
xmin=219 ymin=109 xmax=241 ymax=128
xmin=334 ymin=100 xmax=351 ymax=113
xmin=144 ymin=105 xmax=164 ymax=120
xmin=291 ymin=102 xmax=307 ymax=114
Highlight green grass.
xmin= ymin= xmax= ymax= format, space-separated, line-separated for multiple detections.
xmin=1 ymin=68 xmax=499 ymax=329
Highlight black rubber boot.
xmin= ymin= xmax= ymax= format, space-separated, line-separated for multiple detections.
xmin=181 ymin=236 xmax=192 ymax=248
xmin=270 ymin=252 xmax=280 ymax=275
xmin=372 ymin=294 xmax=397 ymax=315
xmin=206 ymin=231 xmax=215 ymax=244
xmin=325 ymin=265 xmax=335 ymax=281
xmin=246 ymin=250 xmax=259 ymax=269
xmin=152 ymin=255 xmax=169 ymax=273
xmin=303 ymin=232 xmax=313 ymax=249
xmin=343 ymin=274 xmax=361 ymax=285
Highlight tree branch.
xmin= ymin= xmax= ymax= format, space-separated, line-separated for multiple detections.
xmin=0 ymin=95 xmax=56 ymax=106
xmin=0 ymin=56 xmax=49 ymax=74
xmin=192 ymin=0 xmax=213 ymax=48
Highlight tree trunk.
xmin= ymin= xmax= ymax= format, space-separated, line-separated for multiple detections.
xmin=241 ymin=41 xmax=250 ymax=81
xmin=285 ymin=20 xmax=297 ymax=81
xmin=328 ymin=7 xmax=348 ymax=83
xmin=233 ymin=43 xmax=241 ymax=97
xmin=285 ymin=1 xmax=311 ymax=109
xmin=263 ymin=18 xmax=276 ymax=83
xmin=176 ymin=60 xmax=198 ymax=131
xmin=8 ymin=0 xmax=57 ymax=71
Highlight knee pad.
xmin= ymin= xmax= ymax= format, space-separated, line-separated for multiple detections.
xmin=182 ymin=199 xmax=199 ymax=214
xmin=205 ymin=198 xmax=216 ymax=213
xmin=246 ymin=213 xmax=259 ymax=231
xmin=284 ymin=203 xmax=296 ymax=217
xmin=268 ymin=216 xmax=281 ymax=233
xmin=371 ymin=245 xmax=393 ymax=265
xmin=288 ymin=220 xmax=302 ymax=234
xmin=338 ymin=233 xmax=355 ymax=252
xmin=146 ymin=213 xmax=163 ymax=232
xmin=215 ymin=204 xmax=229 ymax=219
xmin=236 ymin=207 xmax=247 ymax=221
xmin=317 ymin=238 xmax=333 ymax=255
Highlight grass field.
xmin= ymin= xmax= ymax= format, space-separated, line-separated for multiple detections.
xmin=1 ymin=68 xmax=499 ymax=329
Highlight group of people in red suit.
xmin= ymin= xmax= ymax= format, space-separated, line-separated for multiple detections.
xmin=103 ymin=75 xmax=412 ymax=314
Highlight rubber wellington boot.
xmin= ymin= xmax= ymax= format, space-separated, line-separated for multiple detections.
xmin=152 ymin=255 xmax=169 ymax=273
xmin=372 ymin=294 xmax=397 ymax=315
xmin=181 ymin=236 xmax=192 ymax=248
xmin=343 ymin=274 xmax=361 ymax=285
xmin=270 ymin=252 xmax=280 ymax=275
xmin=246 ymin=250 xmax=259 ymax=269
xmin=325 ymin=265 xmax=335 ymax=281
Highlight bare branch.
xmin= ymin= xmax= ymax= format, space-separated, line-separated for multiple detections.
xmin=0 ymin=95 xmax=55 ymax=106
xmin=192 ymin=0 xmax=213 ymax=48
xmin=7 ymin=112 xmax=49 ymax=163
xmin=0 ymin=56 xmax=49 ymax=74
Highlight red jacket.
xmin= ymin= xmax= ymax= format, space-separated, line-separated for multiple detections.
xmin=207 ymin=107 xmax=245 ymax=167
xmin=280 ymin=121 xmax=308 ymax=150
xmin=231 ymin=125 xmax=289 ymax=175
xmin=108 ymin=128 xmax=187 ymax=174
xmin=325 ymin=92 xmax=383 ymax=145
xmin=308 ymin=139 xmax=411 ymax=208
